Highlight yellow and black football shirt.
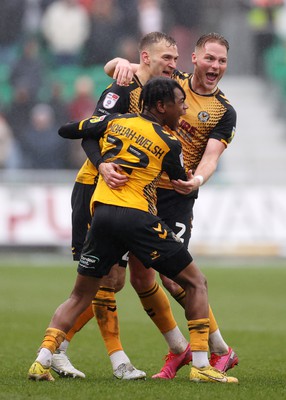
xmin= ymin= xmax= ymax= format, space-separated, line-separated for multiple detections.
xmin=60 ymin=113 xmax=186 ymax=215
xmin=75 ymin=76 xmax=143 ymax=184
xmin=158 ymin=70 xmax=237 ymax=190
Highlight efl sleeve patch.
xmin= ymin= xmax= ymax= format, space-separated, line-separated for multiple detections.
xmin=103 ymin=92 xmax=120 ymax=109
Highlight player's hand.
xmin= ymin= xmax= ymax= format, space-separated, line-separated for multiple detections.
xmin=171 ymin=170 xmax=201 ymax=194
xmin=99 ymin=162 xmax=128 ymax=189
xmin=113 ymin=60 xmax=134 ymax=86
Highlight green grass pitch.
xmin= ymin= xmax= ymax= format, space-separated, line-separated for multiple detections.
xmin=0 ymin=256 xmax=286 ymax=400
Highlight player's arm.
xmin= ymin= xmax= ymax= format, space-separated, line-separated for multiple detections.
xmin=94 ymin=82 xmax=130 ymax=115
xmin=82 ymin=137 xmax=128 ymax=188
xmin=81 ymin=136 xmax=102 ymax=169
xmin=58 ymin=121 xmax=85 ymax=139
xmin=104 ymin=57 xmax=139 ymax=86
xmin=172 ymin=105 xmax=236 ymax=194
xmin=99 ymin=162 xmax=129 ymax=188
xmin=88 ymin=83 xmax=131 ymax=185
xmin=171 ymin=138 xmax=226 ymax=194
xmin=58 ymin=117 xmax=109 ymax=179
xmin=58 ymin=116 xmax=109 ymax=140
xmin=162 ymin=141 xmax=187 ymax=182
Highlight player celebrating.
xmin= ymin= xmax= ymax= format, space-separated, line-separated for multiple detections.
xmin=103 ymin=32 xmax=238 ymax=379
xmin=28 ymin=77 xmax=238 ymax=384
xmin=52 ymin=32 xmax=238 ymax=380
xmin=52 ymin=32 xmax=190 ymax=380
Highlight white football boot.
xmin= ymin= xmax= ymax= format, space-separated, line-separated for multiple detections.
xmin=51 ymin=350 xmax=86 ymax=378
xmin=113 ymin=362 xmax=146 ymax=380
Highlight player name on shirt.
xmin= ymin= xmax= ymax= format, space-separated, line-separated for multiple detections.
xmin=110 ymin=122 xmax=166 ymax=159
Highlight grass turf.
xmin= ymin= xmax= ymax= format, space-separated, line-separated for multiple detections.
xmin=0 ymin=257 xmax=286 ymax=399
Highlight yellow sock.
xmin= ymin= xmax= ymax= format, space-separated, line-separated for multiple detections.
xmin=188 ymin=318 xmax=210 ymax=352
xmin=171 ymin=288 xmax=218 ymax=334
xmin=138 ymin=282 xmax=177 ymax=333
xmin=172 ymin=288 xmax=186 ymax=307
xmin=66 ymin=304 xmax=94 ymax=342
xmin=93 ymin=286 xmax=123 ymax=356
xmin=41 ymin=328 xmax=66 ymax=353
xmin=209 ymin=305 xmax=219 ymax=334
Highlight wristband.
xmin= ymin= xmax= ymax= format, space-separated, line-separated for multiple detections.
xmin=194 ymin=175 xmax=204 ymax=186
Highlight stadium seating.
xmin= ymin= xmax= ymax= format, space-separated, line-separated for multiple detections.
xmin=0 ymin=63 xmax=13 ymax=105
xmin=46 ymin=65 xmax=113 ymax=100
xmin=0 ymin=63 xmax=112 ymax=106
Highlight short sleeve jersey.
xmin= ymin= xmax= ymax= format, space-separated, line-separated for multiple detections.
xmin=74 ymin=113 xmax=186 ymax=214
xmin=158 ymin=70 xmax=237 ymax=189
xmin=75 ymin=76 xmax=143 ymax=184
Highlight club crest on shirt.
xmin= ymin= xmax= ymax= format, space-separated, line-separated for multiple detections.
xmin=198 ymin=111 xmax=210 ymax=122
xmin=103 ymin=92 xmax=120 ymax=109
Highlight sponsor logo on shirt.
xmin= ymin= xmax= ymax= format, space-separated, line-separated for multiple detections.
xmin=103 ymin=92 xmax=120 ymax=109
xmin=89 ymin=115 xmax=107 ymax=123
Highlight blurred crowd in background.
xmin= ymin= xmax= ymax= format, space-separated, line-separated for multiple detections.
xmin=1 ymin=0 xmax=286 ymax=170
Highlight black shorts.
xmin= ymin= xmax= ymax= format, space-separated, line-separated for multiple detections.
xmin=157 ymin=188 xmax=196 ymax=248
xmin=71 ymin=182 xmax=96 ymax=261
xmin=78 ymin=204 xmax=193 ymax=279
xmin=71 ymin=182 xmax=128 ymax=267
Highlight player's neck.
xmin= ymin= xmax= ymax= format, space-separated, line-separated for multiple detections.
xmin=141 ymin=109 xmax=163 ymax=126
xmin=136 ymin=68 xmax=153 ymax=86
xmin=190 ymin=75 xmax=218 ymax=95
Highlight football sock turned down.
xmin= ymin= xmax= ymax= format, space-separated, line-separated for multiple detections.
xmin=93 ymin=286 xmax=123 ymax=355
xmin=172 ymin=288 xmax=219 ymax=335
xmin=188 ymin=318 xmax=210 ymax=368
xmin=40 ymin=328 xmax=66 ymax=354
